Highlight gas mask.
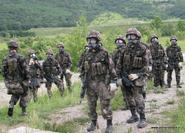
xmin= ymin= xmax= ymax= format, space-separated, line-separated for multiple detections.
xmin=84 ymin=47 xmax=89 ymax=52
xmin=30 ymin=54 xmax=37 ymax=60
xmin=87 ymin=38 xmax=100 ymax=51
xmin=127 ymin=35 xmax=139 ymax=45
xmin=171 ymin=40 xmax=177 ymax=45
xmin=59 ymin=48 xmax=64 ymax=53
xmin=116 ymin=39 xmax=125 ymax=49
xmin=151 ymin=38 xmax=159 ymax=45
xmin=47 ymin=54 xmax=53 ymax=60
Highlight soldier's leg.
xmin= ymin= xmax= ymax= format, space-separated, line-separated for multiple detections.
xmin=160 ymin=69 xmax=165 ymax=88
xmin=65 ymin=73 xmax=72 ymax=91
xmin=120 ymin=85 xmax=129 ymax=110
xmin=20 ymin=86 xmax=29 ymax=117
xmin=175 ymin=67 xmax=181 ymax=88
xmin=125 ymin=89 xmax=138 ymax=123
xmin=167 ymin=69 xmax=173 ymax=88
xmin=53 ymin=76 xmax=64 ymax=96
xmin=33 ymin=87 xmax=38 ymax=102
xmin=28 ymin=88 xmax=33 ymax=102
xmin=8 ymin=94 xmax=19 ymax=116
xmin=46 ymin=82 xmax=52 ymax=98
xmin=60 ymin=72 xmax=65 ymax=89
xmin=134 ymin=86 xmax=147 ymax=128
xmin=153 ymin=69 xmax=160 ymax=88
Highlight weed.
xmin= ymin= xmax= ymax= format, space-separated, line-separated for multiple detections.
xmin=149 ymin=103 xmax=160 ymax=109
xmin=153 ymin=87 xmax=167 ymax=94
xmin=166 ymin=99 xmax=175 ymax=105
xmin=176 ymin=89 xmax=184 ymax=96
xmin=147 ymin=117 xmax=159 ymax=124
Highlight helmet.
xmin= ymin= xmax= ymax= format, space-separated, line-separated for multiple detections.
xmin=170 ymin=36 xmax=178 ymax=41
xmin=86 ymin=30 xmax=102 ymax=41
xmin=115 ymin=35 xmax=126 ymax=44
xmin=46 ymin=49 xmax=53 ymax=55
xmin=8 ymin=40 xmax=19 ymax=48
xmin=150 ymin=34 xmax=158 ymax=42
xmin=28 ymin=49 xmax=36 ymax=56
xmin=58 ymin=43 xmax=64 ymax=48
xmin=126 ymin=28 xmax=141 ymax=38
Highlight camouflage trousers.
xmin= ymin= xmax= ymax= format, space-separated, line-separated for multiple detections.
xmin=120 ymin=85 xmax=128 ymax=104
xmin=61 ymin=71 xmax=72 ymax=90
xmin=125 ymin=86 xmax=145 ymax=114
xmin=45 ymin=76 xmax=64 ymax=98
xmin=167 ymin=67 xmax=181 ymax=83
xmin=87 ymin=80 xmax=113 ymax=120
xmin=28 ymin=87 xmax=38 ymax=102
xmin=152 ymin=67 xmax=165 ymax=87
xmin=10 ymin=86 xmax=28 ymax=108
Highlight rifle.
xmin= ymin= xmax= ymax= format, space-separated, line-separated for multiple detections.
xmin=121 ymin=72 xmax=134 ymax=88
xmin=44 ymin=74 xmax=54 ymax=82
xmin=153 ymin=61 xmax=158 ymax=70
xmin=80 ymin=73 xmax=87 ymax=103
xmin=167 ymin=61 xmax=174 ymax=70
xmin=29 ymin=78 xmax=40 ymax=89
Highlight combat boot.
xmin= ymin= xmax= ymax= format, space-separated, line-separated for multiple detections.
xmin=142 ymin=92 xmax=146 ymax=102
xmin=22 ymin=107 xmax=28 ymax=117
xmin=127 ymin=109 xmax=139 ymax=123
xmin=87 ymin=120 xmax=99 ymax=132
xmin=105 ymin=120 xmax=113 ymax=133
xmin=8 ymin=101 xmax=14 ymax=117
xmin=138 ymin=113 xmax=147 ymax=128
xmin=120 ymin=104 xmax=129 ymax=111
xmin=167 ymin=82 xmax=171 ymax=88
xmin=177 ymin=81 xmax=182 ymax=88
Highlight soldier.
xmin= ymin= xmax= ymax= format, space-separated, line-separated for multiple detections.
xmin=55 ymin=43 xmax=73 ymax=91
xmin=149 ymin=34 xmax=167 ymax=89
xmin=166 ymin=36 xmax=183 ymax=88
xmin=27 ymin=49 xmax=42 ymax=102
xmin=1 ymin=40 xmax=30 ymax=117
xmin=80 ymin=30 xmax=117 ymax=133
xmin=117 ymin=28 xmax=148 ymax=128
xmin=112 ymin=35 xmax=129 ymax=110
xmin=43 ymin=49 xmax=64 ymax=98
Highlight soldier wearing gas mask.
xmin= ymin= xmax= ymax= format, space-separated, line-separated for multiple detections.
xmin=43 ymin=49 xmax=64 ymax=98
xmin=27 ymin=49 xmax=42 ymax=102
xmin=116 ymin=28 xmax=148 ymax=128
xmin=55 ymin=43 xmax=73 ymax=92
xmin=112 ymin=35 xmax=129 ymax=110
xmin=166 ymin=36 xmax=183 ymax=88
xmin=81 ymin=30 xmax=117 ymax=133
xmin=149 ymin=34 xmax=167 ymax=89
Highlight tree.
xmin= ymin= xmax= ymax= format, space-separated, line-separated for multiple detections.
xmin=176 ymin=20 xmax=185 ymax=32
xmin=150 ymin=16 xmax=163 ymax=30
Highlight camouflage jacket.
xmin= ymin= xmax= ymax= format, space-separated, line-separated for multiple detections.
xmin=82 ymin=49 xmax=117 ymax=81
xmin=1 ymin=52 xmax=30 ymax=84
xmin=149 ymin=44 xmax=167 ymax=64
xmin=28 ymin=59 xmax=42 ymax=78
xmin=166 ymin=44 xmax=183 ymax=63
xmin=77 ymin=52 xmax=85 ymax=68
xmin=42 ymin=59 xmax=61 ymax=76
xmin=55 ymin=51 xmax=72 ymax=71
xmin=117 ymin=42 xmax=149 ymax=76
xmin=141 ymin=42 xmax=153 ymax=65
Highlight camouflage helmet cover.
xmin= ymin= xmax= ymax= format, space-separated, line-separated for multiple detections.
xmin=8 ymin=40 xmax=19 ymax=48
xmin=150 ymin=34 xmax=158 ymax=42
xmin=28 ymin=49 xmax=36 ymax=56
xmin=58 ymin=42 xmax=64 ymax=48
xmin=86 ymin=30 xmax=102 ymax=41
xmin=46 ymin=49 xmax=53 ymax=55
xmin=115 ymin=35 xmax=126 ymax=44
xmin=170 ymin=36 xmax=178 ymax=41
xmin=126 ymin=28 xmax=141 ymax=38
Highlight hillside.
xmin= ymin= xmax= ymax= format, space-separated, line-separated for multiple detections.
xmin=0 ymin=0 xmax=185 ymax=30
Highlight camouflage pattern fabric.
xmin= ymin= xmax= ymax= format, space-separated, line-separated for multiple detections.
xmin=166 ymin=44 xmax=183 ymax=83
xmin=116 ymin=42 xmax=149 ymax=114
xmin=1 ymin=52 xmax=30 ymax=107
xmin=28 ymin=86 xmax=38 ymax=102
xmin=149 ymin=44 xmax=167 ymax=87
xmin=82 ymin=48 xmax=117 ymax=121
xmin=42 ymin=59 xmax=64 ymax=97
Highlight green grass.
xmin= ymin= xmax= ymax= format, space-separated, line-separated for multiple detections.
xmin=176 ymin=89 xmax=184 ymax=97
xmin=0 ymin=43 xmax=7 ymax=50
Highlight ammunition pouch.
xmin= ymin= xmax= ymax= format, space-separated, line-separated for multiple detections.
xmin=84 ymin=61 xmax=90 ymax=73
xmin=133 ymin=57 xmax=142 ymax=68
xmin=134 ymin=76 xmax=145 ymax=87
xmin=158 ymin=49 xmax=163 ymax=57
xmin=91 ymin=62 xmax=106 ymax=76
xmin=124 ymin=54 xmax=130 ymax=68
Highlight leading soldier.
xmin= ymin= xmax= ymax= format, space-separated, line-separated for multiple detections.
xmin=117 ymin=28 xmax=148 ymax=128
xmin=80 ymin=30 xmax=117 ymax=133
xmin=1 ymin=40 xmax=30 ymax=117
xmin=166 ymin=36 xmax=183 ymax=88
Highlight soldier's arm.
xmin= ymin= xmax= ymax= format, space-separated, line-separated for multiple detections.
xmin=20 ymin=55 xmax=30 ymax=80
xmin=138 ymin=49 xmax=149 ymax=75
xmin=107 ymin=52 xmax=117 ymax=80
xmin=77 ymin=53 xmax=84 ymax=67
xmin=1 ymin=57 xmax=8 ymax=79
xmin=55 ymin=60 xmax=62 ymax=74
xmin=178 ymin=47 xmax=183 ymax=62
xmin=67 ymin=53 xmax=72 ymax=69
xmin=162 ymin=46 xmax=167 ymax=64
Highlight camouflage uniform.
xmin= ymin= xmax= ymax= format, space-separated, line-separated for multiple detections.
xmin=149 ymin=34 xmax=167 ymax=88
xmin=1 ymin=40 xmax=30 ymax=117
xmin=55 ymin=43 xmax=72 ymax=91
xmin=82 ymin=30 xmax=117 ymax=132
xmin=117 ymin=28 xmax=148 ymax=128
xmin=43 ymin=49 xmax=64 ymax=98
xmin=112 ymin=35 xmax=128 ymax=110
xmin=166 ymin=36 xmax=183 ymax=88
xmin=27 ymin=49 xmax=41 ymax=102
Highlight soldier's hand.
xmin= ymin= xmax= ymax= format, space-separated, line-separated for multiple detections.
xmin=80 ymin=89 xmax=85 ymax=98
xmin=66 ymin=69 xmax=71 ymax=74
xmin=129 ymin=73 xmax=140 ymax=81
xmin=108 ymin=83 xmax=118 ymax=92
xmin=148 ymin=66 xmax=152 ymax=72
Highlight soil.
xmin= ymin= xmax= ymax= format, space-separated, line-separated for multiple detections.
xmin=0 ymin=68 xmax=185 ymax=133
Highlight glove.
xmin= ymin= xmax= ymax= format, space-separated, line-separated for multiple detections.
xmin=128 ymin=73 xmax=141 ymax=81
xmin=148 ymin=66 xmax=152 ymax=72
xmin=108 ymin=83 xmax=118 ymax=92
xmin=80 ymin=89 xmax=85 ymax=98
xmin=66 ymin=68 xmax=71 ymax=74
xmin=116 ymin=78 xmax=123 ymax=86
xmin=78 ymin=67 xmax=81 ymax=72
xmin=178 ymin=62 xmax=182 ymax=67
